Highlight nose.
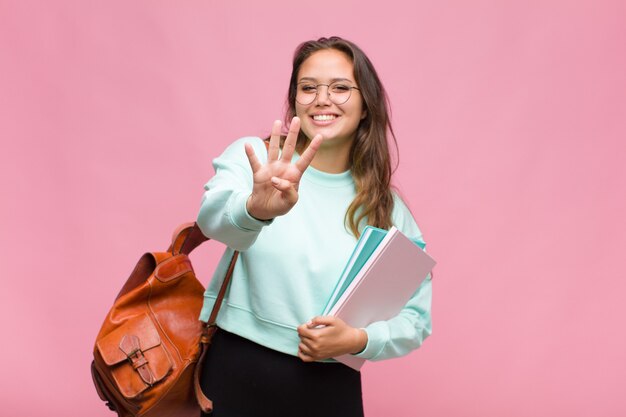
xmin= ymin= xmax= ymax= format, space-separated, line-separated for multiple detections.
xmin=314 ymin=84 xmax=332 ymax=106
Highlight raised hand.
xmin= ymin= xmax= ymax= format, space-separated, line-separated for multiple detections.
xmin=244 ymin=117 xmax=323 ymax=221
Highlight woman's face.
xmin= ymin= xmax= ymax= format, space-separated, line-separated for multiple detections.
xmin=295 ymin=49 xmax=366 ymax=147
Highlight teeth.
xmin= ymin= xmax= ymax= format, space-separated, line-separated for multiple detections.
xmin=313 ymin=114 xmax=336 ymax=121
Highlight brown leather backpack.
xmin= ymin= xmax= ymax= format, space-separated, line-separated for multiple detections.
xmin=91 ymin=222 xmax=237 ymax=416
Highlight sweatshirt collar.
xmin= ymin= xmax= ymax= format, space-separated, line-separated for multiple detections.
xmin=302 ymin=163 xmax=354 ymax=188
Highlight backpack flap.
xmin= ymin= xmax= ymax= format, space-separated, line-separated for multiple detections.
xmin=96 ymin=314 xmax=173 ymax=399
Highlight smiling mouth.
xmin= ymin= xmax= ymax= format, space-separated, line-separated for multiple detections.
xmin=312 ymin=114 xmax=337 ymax=121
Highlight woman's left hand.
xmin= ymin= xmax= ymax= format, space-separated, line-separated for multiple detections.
xmin=296 ymin=316 xmax=368 ymax=362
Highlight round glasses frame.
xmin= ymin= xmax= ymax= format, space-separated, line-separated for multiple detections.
xmin=295 ymin=81 xmax=361 ymax=106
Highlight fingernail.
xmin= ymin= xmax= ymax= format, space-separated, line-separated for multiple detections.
xmin=271 ymin=177 xmax=280 ymax=185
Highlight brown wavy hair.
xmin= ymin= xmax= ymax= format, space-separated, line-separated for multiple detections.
xmin=285 ymin=36 xmax=398 ymax=237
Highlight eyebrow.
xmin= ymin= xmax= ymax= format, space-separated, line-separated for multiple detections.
xmin=298 ymin=77 xmax=355 ymax=84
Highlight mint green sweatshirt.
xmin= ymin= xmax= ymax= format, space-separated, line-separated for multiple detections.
xmin=197 ymin=137 xmax=432 ymax=362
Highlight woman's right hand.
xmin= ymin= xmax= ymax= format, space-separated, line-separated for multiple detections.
xmin=244 ymin=117 xmax=323 ymax=220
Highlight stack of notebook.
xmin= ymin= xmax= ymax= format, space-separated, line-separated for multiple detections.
xmin=322 ymin=226 xmax=436 ymax=370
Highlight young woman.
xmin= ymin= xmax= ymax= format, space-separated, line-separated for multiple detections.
xmin=197 ymin=36 xmax=432 ymax=417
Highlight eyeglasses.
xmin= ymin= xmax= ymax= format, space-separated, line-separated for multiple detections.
xmin=295 ymin=81 xmax=361 ymax=105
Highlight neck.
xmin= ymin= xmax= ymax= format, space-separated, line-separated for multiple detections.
xmin=309 ymin=137 xmax=352 ymax=173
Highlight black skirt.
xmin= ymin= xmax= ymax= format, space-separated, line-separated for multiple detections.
xmin=199 ymin=328 xmax=364 ymax=417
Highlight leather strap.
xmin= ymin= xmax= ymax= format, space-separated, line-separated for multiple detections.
xmin=206 ymin=250 xmax=239 ymax=325
xmin=167 ymin=222 xmax=240 ymax=326
xmin=119 ymin=334 xmax=155 ymax=386
xmin=199 ymin=138 xmax=268 ymax=327
xmin=168 ymin=222 xmax=209 ymax=255
xmin=193 ymin=139 xmax=268 ymax=412
xmin=167 ymin=222 xmax=240 ymax=412
xmin=193 ymin=326 xmax=218 ymax=412
xmin=193 ymin=250 xmax=239 ymax=413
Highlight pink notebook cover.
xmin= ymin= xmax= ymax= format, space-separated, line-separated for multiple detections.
xmin=329 ymin=227 xmax=436 ymax=370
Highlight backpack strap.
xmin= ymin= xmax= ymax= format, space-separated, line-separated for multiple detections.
xmin=167 ymin=222 xmax=239 ymax=327
xmin=168 ymin=222 xmax=209 ymax=255
xmin=193 ymin=139 xmax=270 ymax=412
xmin=193 ymin=249 xmax=239 ymax=413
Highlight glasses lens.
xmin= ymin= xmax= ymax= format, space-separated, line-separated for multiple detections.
xmin=328 ymin=82 xmax=352 ymax=105
xmin=296 ymin=83 xmax=317 ymax=105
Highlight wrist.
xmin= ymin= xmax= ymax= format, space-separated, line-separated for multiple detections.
xmin=246 ymin=195 xmax=273 ymax=221
xmin=351 ymin=328 xmax=368 ymax=355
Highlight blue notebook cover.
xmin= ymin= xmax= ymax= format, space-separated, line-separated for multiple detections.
xmin=323 ymin=226 xmax=427 ymax=315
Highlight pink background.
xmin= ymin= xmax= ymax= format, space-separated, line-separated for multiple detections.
xmin=1 ymin=1 xmax=625 ymax=416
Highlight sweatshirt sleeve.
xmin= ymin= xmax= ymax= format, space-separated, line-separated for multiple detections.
xmin=196 ymin=137 xmax=272 ymax=251
xmin=353 ymin=194 xmax=433 ymax=361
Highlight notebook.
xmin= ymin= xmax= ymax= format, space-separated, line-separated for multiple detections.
xmin=326 ymin=226 xmax=436 ymax=370
xmin=322 ymin=226 xmax=389 ymax=316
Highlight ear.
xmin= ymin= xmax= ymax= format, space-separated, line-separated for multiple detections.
xmin=360 ymin=109 xmax=367 ymax=120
